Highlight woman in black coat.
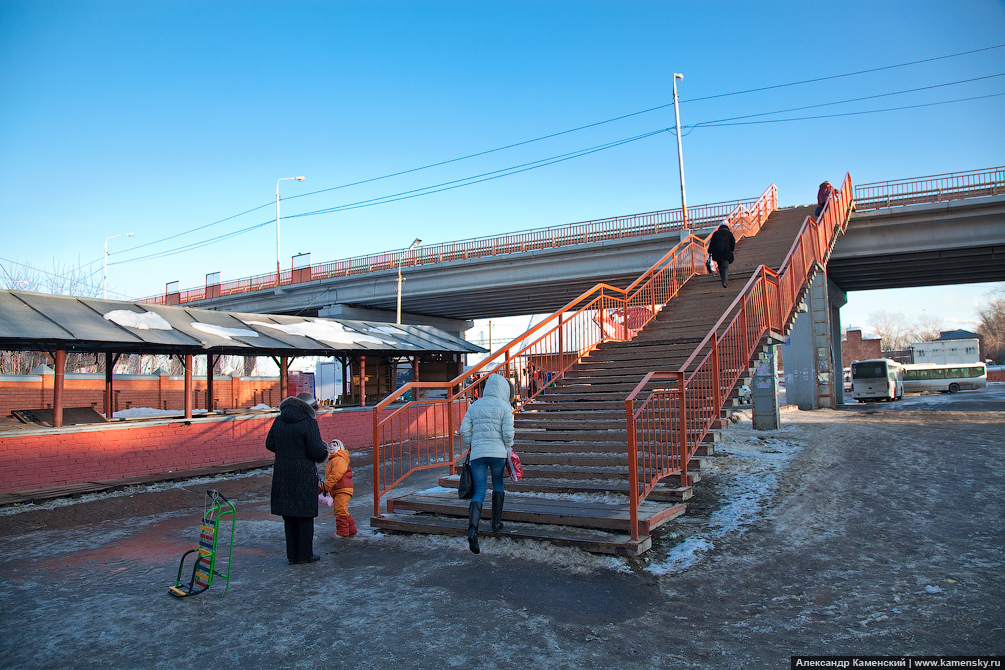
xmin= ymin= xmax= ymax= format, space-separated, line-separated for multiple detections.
xmin=708 ymin=223 xmax=736 ymax=288
xmin=266 ymin=392 xmax=329 ymax=564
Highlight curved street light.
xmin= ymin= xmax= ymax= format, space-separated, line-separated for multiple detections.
xmin=396 ymin=237 xmax=422 ymax=325
xmin=276 ymin=176 xmax=306 ymax=282
xmin=672 ymin=73 xmax=688 ymax=228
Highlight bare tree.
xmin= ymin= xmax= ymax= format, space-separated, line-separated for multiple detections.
xmin=868 ymin=310 xmax=915 ymax=352
xmin=1 ymin=258 xmax=101 ymax=374
xmin=911 ymin=314 xmax=943 ymax=343
xmin=977 ymin=285 xmax=1005 ymax=364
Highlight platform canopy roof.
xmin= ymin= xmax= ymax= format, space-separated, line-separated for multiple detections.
xmin=0 ymin=291 xmax=485 ymax=358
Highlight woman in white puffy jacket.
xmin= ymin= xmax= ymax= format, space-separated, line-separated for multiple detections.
xmin=459 ymin=373 xmax=515 ymax=553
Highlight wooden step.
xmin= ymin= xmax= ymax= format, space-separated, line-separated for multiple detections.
xmin=369 ymin=514 xmax=652 ymax=556
xmin=514 ymin=440 xmax=626 ymax=454
xmin=384 ymin=491 xmax=687 ymax=535
xmin=438 ymin=474 xmax=694 ymax=502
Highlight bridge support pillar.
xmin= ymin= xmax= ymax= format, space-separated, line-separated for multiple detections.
xmin=751 ymin=347 xmax=780 ymax=430
xmin=780 ymin=270 xmax=847 ymax=410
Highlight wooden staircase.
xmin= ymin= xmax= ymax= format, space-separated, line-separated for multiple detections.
xmin=370 ymin=205 xmax=816 ymax=556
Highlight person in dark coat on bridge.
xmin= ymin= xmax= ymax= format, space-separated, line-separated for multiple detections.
xmin=707 ymin=223 xmax=736 ymax=288
xmin=815 ymin=180 xmax=835 ymax=217
xmin=266 ymin=392 xmax=329 ymax=564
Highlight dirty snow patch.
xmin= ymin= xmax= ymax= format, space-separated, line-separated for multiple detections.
xmin=646 ymin=412 xmax=802 ymax=578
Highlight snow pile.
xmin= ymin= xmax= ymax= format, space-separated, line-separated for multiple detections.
xmin=103 ymin=310 xmax=172 ymax=330
xmin=113 ymin=407 xmax=208 ymax=418
xmin=244 ymin=319 xmax=398 ymax=346
xmin=191 ymin=322 xmax=258 ymax=341
xmin=645 ymin=410 xmax=802 ymax=576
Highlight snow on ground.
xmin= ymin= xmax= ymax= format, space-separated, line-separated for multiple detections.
xmin=3 ymin=403 xmax=810 ymax=579
xmin=0 ymin=469 xmax=269 ymax=517
xmin=645 ymin=406 xmax=803 ymax=577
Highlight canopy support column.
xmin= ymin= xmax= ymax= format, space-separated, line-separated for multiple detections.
xmin=184 ymin=354 xmax=193 ymax=419
xmin=359 ymin=356 xmax=366 ymax=407
xmin=53 ymin=349 xmax=66 ymax=428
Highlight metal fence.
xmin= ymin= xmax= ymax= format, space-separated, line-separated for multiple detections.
xmin=371 ymin=184 xmax=780 ymax=519
xmin=138 ymin=197 xmax=763 ymax=305
xmin=623 ymin=173 xmax=855 ymax=538
xmin=854 ymin=166 xmax=1004 ymax=211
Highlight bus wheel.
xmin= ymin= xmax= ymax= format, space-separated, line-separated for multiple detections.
xmin=949 ymin=383 xmax=960 ymax=393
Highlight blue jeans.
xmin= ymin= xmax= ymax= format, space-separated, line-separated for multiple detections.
xmin=469 ymin=457 xmax=506 ymax=504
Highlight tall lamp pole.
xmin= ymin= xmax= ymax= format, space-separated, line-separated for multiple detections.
xmin=104 ymin=232 xmax=134 ymax=299
xmin=276 ymin=176 xmax=306 ymax=282
xmin=396 ymin=237 xmax=422 ymax=325
xmin=672 ymin=73 xmax=688 ymax=228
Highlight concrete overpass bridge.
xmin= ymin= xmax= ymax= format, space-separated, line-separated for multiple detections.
xmin=144 ymin=166 xmax=1005 ymax=335
xmin=133 ymin=167 xmax=1002 ymax=554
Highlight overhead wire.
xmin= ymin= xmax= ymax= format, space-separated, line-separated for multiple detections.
xmin=106 ymin=44 xmax=1005 ymax=265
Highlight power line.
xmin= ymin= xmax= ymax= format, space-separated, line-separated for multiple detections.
xmin=683 ymin=43 xmax=1005 ymax=103
xmin=287 ymin=129 xmax=669 ymax=217
xmin=109 ymin=86 xmax=1004 ymax=266
xmin=694 ymin=92 xmax=1005 ymax=128
xmin=110 ymin=129 xmax=669 ymax=265
xmin=105 ymin=43 xmax=1005 ymax=261
xmin=690 ymin=73 xmax=1005 ymax=129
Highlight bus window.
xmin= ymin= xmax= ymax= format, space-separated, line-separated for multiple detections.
xmin=930 ymin=368 xmax=946 ymax=379
xmin=852 ymin=362 xmax=886 ymax=378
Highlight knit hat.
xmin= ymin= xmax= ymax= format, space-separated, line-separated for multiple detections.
xmin=296 ymin=392 xmax=319 ymax=409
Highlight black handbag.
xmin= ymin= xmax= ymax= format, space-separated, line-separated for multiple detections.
xmin=457 ymin=452 xmax=474 ymax=500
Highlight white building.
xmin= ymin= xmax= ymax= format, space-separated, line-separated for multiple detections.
xmin=911 ymin=338 xmax=981 ymax=365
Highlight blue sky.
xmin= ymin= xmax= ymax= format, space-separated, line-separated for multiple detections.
xmin=1 ymin=0 xmax=1003 ymax=338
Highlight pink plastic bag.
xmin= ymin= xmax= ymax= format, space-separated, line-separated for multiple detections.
xmin=506 ymin=450 xmax=524 ymax=483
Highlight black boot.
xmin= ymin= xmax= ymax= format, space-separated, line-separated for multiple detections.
xmin=491 ymin=490 xmax=505 ymax=532
xmin=467 ymin=501 xmax=482 ymax=554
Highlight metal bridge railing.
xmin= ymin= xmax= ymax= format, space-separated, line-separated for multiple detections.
xmin=370 ymin=184 xmax=779 ymax=518
xmin=623 ymin=173 xmax=855 ymax=539
xmin=854 ymin=166 xmax=1004 ymax=211
xmin=138 ymin=197 xmax=763 ymax=305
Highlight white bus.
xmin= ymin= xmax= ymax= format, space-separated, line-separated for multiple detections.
xmin=902 ymin=362 xmax=987 ymax=394
xmin=850 ymin=358 xmax=904 ymax=402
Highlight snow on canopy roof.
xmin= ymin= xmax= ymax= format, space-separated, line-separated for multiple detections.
xmin=0 ymin=290 xmax=485 ymax=356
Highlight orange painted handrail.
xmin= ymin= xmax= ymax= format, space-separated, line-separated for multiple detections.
xmin=623 ymin=173 xmax=854 ymax=539
xmin=371 ymin=185 xmax=779 ymax=516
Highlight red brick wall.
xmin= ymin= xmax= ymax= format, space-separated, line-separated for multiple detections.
xmin=0 ymin=373 xmax=284 ymax=418
xmin=843 ymin=329 xmax=883 ymax=367
xmin=0 ymin=403 xmax=467 ymax=494
xmin=0 ymin=406 xmax=376 ymax=494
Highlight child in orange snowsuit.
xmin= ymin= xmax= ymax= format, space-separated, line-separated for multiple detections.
xmin=322 ymin=439 xmax=357 ymax=538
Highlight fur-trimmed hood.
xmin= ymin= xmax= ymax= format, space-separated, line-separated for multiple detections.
xmin=278 ymin=395 xmax=316 ymax=422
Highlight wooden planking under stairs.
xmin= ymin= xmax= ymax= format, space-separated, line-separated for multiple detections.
xmin=370 ymin=206 xmax=814 ymax=556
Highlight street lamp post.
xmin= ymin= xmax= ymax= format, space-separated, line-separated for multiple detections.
xmin=672 ymin=72 xmax=688 ymax=228
xmin=104 ymin=232 xmax=134 ymax=299
xmin=276 ymin=176 xmax=306 ymax=283
xmin=396 ymin=238 xmax=422 ymax=325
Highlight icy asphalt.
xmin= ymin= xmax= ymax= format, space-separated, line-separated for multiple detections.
xmin=1 ymin=390 xmax=1003 ymax=669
